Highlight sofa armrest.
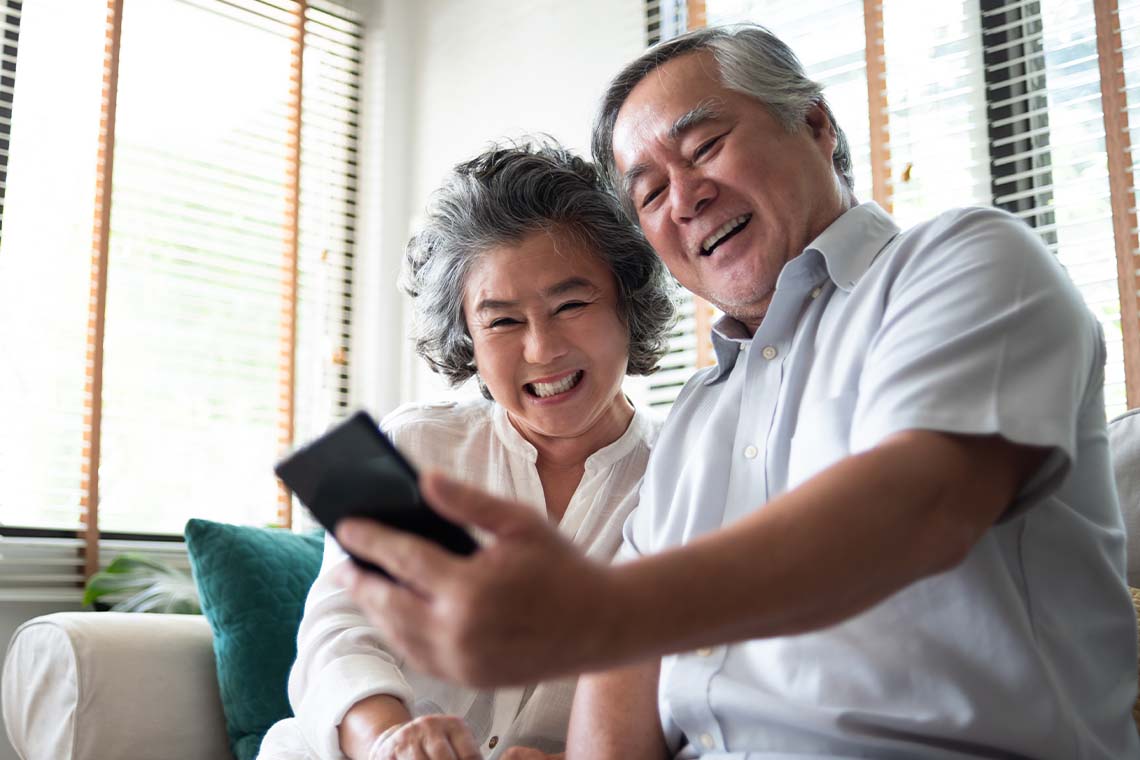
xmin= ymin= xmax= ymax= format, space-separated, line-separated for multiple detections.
xmin=2 ymin=611 xmax=233 ymax=760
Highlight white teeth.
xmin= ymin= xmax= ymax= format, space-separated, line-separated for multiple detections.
xmin=701 ymin=214 xmax=751 ymax=253
xmin=529 ymin=370 xmax=582 ymax=398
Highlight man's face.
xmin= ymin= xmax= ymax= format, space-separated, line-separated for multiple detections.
xmin=612 ymin=51 xmax=848 ymax=331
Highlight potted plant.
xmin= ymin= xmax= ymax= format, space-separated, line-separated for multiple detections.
xmin=83 ymin=553 xmax=201 ymax=614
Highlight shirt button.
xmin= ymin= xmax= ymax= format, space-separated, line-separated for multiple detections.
xmin=743 ymin=445 xmax=758 ymax=459
xmin=761 ymin=345 xmax=778 ymax=360
xmin=810 ymin=286 xmax=823 ymax=299
xmin=488 ymin=736 xmax=498 ymax=748
xmin=696 ymin=647 xmax=714 ymax=657
xmin=737 ymin=342 xmax=746 ymax=352
xmin=700 ymin=733 xmax=716 ymax=749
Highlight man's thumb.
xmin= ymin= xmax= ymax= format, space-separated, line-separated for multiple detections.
xmin=420 ymin=469 xmax=538 ymax=536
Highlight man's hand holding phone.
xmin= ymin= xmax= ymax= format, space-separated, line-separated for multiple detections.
xmin=274 ymin=411 xmax=477 ymax=579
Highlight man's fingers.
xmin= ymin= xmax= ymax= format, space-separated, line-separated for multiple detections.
xmin=421 ymin=469 xmax=542 ymax=536
xmin=340 ymin=561 xmax=433 ymax=651
xmin=337 ymin=518 xmax=460 ymax=590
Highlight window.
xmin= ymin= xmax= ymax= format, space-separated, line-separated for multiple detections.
xmin=648 ymin=0 xmax=1140 ymax=419
xmin=0 ymin=0 xmax=361 ymax=584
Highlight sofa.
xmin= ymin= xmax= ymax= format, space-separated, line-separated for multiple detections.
xmin=3 ymin=409 xmax=1140 ymax=760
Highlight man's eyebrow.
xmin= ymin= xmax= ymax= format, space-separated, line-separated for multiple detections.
xmin=667 ymin=101 xmax=723 ymax=141
xmin=620 ymin=101 xmax=725 ymax=199
xmin=473 ymin=277 xmax=597 ymax=313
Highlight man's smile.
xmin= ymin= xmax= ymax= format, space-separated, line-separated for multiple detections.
xmin=700 ymin=214 xmax=752 ymax=256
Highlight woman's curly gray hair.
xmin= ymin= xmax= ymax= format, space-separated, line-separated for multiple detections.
xmin=401 ymin=139 xmax=677 ymax=397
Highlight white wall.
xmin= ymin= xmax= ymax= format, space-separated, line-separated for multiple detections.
xmin=354 ymin=0 xmax=651 ymax=412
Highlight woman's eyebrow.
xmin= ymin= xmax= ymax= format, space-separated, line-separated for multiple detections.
xmin=473 ymin=277 xmax=598 ymax=313
xmin=542 ymin=277 xmax=597 ymax=297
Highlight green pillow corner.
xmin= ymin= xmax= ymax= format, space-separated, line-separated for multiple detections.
xmin=184 ymin=518 xmax=324 ymax=760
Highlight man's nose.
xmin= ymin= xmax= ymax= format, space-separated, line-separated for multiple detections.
xmin=669 ymin=169 xmax=715 ymax=224
xmin=523 ymin=322 xmax=569 ymax=366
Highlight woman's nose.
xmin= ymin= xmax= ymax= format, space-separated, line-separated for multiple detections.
xmin=523 ymin=323 xmax=569 ymax=365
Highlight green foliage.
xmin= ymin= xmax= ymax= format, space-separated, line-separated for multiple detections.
xmin=83 ymin=553 xmax=201 ymax=614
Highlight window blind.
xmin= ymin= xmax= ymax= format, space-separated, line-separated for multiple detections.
xmin=0 ymin=0 xmax=17 ymax=236
xmin=0 ymin=0 xmax=362 ymax=580
xmin=0 ymin=0 xmax=106 ymax=532
xmin=650 ymin=0 xmax=1140 ymax=416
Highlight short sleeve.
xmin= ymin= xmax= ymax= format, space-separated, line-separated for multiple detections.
xmin=851 ymin=207 xmax=1103 ymax=515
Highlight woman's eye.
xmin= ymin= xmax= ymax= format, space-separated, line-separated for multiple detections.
xmin=641 ymin=187 xmax=663 ymax=209
xmin=557 ymin=301 xmax=587 ymax=313
xmin=489 ymin=317 xmax=519 ymax=328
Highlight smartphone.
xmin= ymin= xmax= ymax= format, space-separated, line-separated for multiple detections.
xmin=274 ymin=410 xmax=478 ymax=578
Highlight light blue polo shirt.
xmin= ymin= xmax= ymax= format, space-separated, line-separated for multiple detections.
xmin=624 ymin=202 xmax=1140 ymax=759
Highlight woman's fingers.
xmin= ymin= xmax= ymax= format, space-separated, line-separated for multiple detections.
xmin=371 ymin=715 xmax=478 ymax=760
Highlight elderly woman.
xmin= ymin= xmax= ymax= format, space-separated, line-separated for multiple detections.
xmin=257 ymin=141 xmax=675 ymax=760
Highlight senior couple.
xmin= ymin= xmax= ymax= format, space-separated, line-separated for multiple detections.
xmin=261 ymin=24 xmax=1140 ymax=760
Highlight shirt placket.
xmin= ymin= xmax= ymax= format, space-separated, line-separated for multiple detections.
xmin=669 ymin=272 xmax=819 ymax=756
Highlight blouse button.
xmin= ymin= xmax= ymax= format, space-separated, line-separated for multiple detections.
xmin=488 ymin=736 xmax=499 ymax=749
xmin=761 ymin=345 xmax=778 ymax=361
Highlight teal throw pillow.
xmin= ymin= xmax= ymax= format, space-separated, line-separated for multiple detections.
xmin=184 ymin=518 xmax=324 ymax=760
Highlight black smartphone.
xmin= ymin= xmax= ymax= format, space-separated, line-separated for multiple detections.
xmin=274 ymin=410 xmax=478 ymax=578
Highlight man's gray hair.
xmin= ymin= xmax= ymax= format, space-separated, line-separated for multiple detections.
xmin=401 ymin=139 xmax=677 ymax=397
xmin=592 ymin=24 xmax=854 ymax=215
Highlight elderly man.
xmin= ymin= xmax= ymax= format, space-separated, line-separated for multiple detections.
xmin=336 ymin=24 xmax=1140 ymax=759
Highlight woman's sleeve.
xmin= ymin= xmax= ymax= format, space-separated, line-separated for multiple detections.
xmin=285 ymin=413 xmax=424 ymax=759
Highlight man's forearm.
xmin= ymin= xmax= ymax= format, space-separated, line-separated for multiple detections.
xmin=567 ymin=659 xmax=668 ymax=760
xmin=593 ymin=431 xmax=1044 ymax=667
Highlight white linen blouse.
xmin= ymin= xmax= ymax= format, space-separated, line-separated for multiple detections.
xmin=282 ymin=398 xmax=659 ymax=760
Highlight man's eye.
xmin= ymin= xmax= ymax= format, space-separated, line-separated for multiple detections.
xmin=557 ymin=301 xmax=587 ymax=313
xmin=694 ymin=135 xmax=722 ymax=160
xmin=641 ymin=187 xmax=663 ymax=209
xmin=489 ymin=317 xmax=520 ymax=328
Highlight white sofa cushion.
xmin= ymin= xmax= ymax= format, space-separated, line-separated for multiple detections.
xmin=2 ymin=612 xmax=232 ymax=760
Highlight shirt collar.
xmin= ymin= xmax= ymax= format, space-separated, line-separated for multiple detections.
xmin=703 ymin=201 xmax=900 ymax=384
xmin=810 ymin=200 xmax=900 ymax=293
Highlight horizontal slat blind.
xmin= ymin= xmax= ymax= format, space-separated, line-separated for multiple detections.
xmin=0 ymin=0 xmax=17 ymax=235
xmin=97 ymin=0 xmax=301 ymax=534
xmin=294 ymin=0 xmax=361 ymax=447
xmin=0 ymin=0 xmax=361 ymax=563
xmin=0 ymin=1 xmax=106 ymax=530
xmin=882 ymin=0 xmax=992 ymax=225
xmin=653 ymin=0 xmax=1138 ymax=415
xmin=0 ymin=535 xmax=190 ymax=603
xmin=984 ymin=0 xmax=1130 ymax=415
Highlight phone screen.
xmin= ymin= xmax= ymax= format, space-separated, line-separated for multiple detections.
xmin=275 ymin=411 xmax=478 ymax=578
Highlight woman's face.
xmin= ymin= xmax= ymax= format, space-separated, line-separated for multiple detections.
xmin=463 ymin=229 xmax=632 ymax=447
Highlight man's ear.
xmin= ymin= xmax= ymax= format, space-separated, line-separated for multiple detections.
xmin=805 ymin=101 xmax=835 ymax=140
xmin=804 ymin=101 xmax=838 ymax=157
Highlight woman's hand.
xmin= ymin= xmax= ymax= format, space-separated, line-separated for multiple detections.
xmin=369 ymin=714 xmax=482 ymax=760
